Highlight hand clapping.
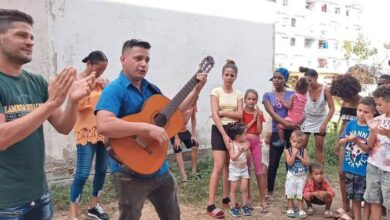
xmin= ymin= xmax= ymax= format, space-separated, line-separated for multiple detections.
xmin=47 ymin=67 xmax=77 ymax=109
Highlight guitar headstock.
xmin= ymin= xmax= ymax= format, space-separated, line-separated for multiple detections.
xmin=198 ymin=56 xmax=215 ymax=74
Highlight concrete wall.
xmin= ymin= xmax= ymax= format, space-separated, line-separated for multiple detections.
xmin=1 ymin=0 xmax=274 ymax=181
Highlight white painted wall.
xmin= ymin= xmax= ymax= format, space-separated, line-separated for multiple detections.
xmin=1 ymin=0 xmax=274 ymax=179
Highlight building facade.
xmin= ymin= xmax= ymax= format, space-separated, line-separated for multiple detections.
xmin=270 ymin=0 xmax=362 ymax=75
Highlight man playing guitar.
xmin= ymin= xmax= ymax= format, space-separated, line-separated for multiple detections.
xmin=95 ymin=39 xmax=207 ymax=220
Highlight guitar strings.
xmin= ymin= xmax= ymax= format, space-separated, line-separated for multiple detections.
xmin=136 ymin=59 xmax=213 ymax=150
xmin=138 ymin=75 xmax=198 ymax=148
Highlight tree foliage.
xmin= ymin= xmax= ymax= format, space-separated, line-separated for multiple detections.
xmin=343 ymin=34 xmax=378 ymax=63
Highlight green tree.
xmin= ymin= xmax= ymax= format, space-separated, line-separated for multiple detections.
xmin=343 ymin=34 xmax=377 ymax=66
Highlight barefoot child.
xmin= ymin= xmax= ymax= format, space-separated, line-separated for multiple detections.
xmin=339 ymin=97 xmax=375 ymax=220
xmin=226 ymin=123 xmax=252 ymax=217
xmin=285 ymin=130 xmax=310 ymax=218
xmin=242 ymin=89 xmax=268 ymax=212
xmin=273 ymin=78 xmax=309 ymax=147
xmin=303 ymin=162 xmax=335 ymax=218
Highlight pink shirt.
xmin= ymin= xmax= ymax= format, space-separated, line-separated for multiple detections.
xmin=285 ymin=92 xmax=307 ymax=124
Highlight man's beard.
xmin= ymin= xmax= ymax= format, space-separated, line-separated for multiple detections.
xmin=8 ymin=52 xmax=32 ymax=65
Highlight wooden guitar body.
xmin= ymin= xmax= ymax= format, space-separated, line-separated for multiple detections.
xmin=110 ymin=95 xmax=184 ymax=174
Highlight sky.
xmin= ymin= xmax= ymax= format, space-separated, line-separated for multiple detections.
xmin=107 ymin=0 xmax=388 ymax=43
xmin=361 ymin=0 xmax=390 ymax=45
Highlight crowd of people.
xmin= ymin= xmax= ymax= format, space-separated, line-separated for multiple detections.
xmin=205 ymin=64 xmax=390 ymax=220
xmin=1 ymin=8 xmax=390 ymax=220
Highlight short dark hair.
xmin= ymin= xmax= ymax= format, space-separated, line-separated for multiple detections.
xmin=359 ymin=96 xmax=377 ymax=113
xmin=330 ymin=74 xmax=362 ymax=100
xmin=0 ymin=9 xmax=33 ymax=33
xmin=82 ymin=50 xmax=108 ymax=65
xmin=299 ymin=66 xmax=318 ymax=78
xmin=122 ymin=39 xmax=151 ymax=54
xmin=309 ymin=162 xmax=323 ymax=174
xmin=373 ymin=84 xmax=390 ymax=102
xmin=378 ymin=74 xmax=390 ymax=86
xmin=295 ymin=77 xmax=309 ymax=94
xmin=222 ymin=59 xmax=238 ymax=75
xmin=226 ymin=123 xmax=246 ymax=140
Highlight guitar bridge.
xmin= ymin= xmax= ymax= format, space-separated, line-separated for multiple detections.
xmin=133 ymin=135 xmax=153 ymax=155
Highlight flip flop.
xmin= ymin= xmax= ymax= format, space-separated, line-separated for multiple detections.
xmin=338 ymin=214 xmax=352 ymax=220
xmin=260 ymin=204 xmax=270 ymax=213
xmin=207 ymin=207 xmax=224 ymax=219
xmin=222 ymin=198 xmax=231 ymax=208
xmin=266 ymin=195 xmax=272 ymax=204
xmin=333 ymin=208 xmax=345 ymax=219
xmin=247 ymin=200 xmax=254 ymax=210
xmin=323 ymin=210 xmax=333 ymax=218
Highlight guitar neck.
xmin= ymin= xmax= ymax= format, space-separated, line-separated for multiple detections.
xmin=161 ymin=74 xmax=199 ymax=119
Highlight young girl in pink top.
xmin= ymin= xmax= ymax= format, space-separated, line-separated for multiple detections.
xmin=273 ymin=77 xmax=309 ymax=147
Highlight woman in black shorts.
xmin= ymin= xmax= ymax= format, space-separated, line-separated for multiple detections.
xmin=207 ymin=60 xmax=243 ymax=219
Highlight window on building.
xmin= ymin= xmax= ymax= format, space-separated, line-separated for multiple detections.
xmin=319 ymin=40 xmax=329 ymax=49
xmin=283 ymin=0 xmax=288 ymax=6
xmin=354 ymin=25 xmax=361 ymax=32
xmin=291 ymin=18 xmax=296 ymax=27
xmin=334 ymin=42 xmax=339 ymax=50
xmin=304 ymin=38 xmax=315 ymax=48
xmin=318 ymin=58 xmax=328 ymax=68
xmin=335 ymin=7 xmax=340 ymax=14
xmin=305 ymin=0 xmax=315 ymax=10
xmin=290 ymin=38 xmax=296 ymax=46
xmin=346 ymin=9 xmax=349 ymax=16
xmin=322 ymin=4 xmax=327 ymax=12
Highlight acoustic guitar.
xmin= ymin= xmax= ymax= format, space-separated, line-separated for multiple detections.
xmin=110 ymin=56 xmax=215 ymax=174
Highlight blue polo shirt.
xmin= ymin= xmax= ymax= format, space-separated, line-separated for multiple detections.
xmin=95 ymin=72 xmax=169 ymax=177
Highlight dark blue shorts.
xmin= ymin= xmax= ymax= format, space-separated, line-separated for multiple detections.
xmin=170 ymin=130 xmax=198 ymax=153
xmin=346 ymin=172 xmax=366 ymax=201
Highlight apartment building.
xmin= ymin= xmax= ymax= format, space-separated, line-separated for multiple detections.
xmin=269 ymin=0 xmax=362 ymax=76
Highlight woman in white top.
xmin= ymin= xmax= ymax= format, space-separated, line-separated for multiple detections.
xmin=300 ymin=67 xmax=335 ymax=165
xmin=207 ymin=60 xmax=243 ymax=219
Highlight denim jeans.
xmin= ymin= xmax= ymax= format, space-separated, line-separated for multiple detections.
xmin=0 ymin=191 xmax=52 ymax=220
xmin=70 ymin=141 xmax=108 ymax=202
xmin=112 ymin=170 xmax=180 ymax=220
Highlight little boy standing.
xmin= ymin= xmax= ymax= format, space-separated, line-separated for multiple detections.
xmin=364 ymin=85 xmax=390 ymax=220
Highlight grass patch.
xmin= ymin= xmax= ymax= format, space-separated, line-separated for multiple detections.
xmin=51 ymin=131 xmax=341 ymax=211
xmin=51 ymin=177 xmax=116 ymax=211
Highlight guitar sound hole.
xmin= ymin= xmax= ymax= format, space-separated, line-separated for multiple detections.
xmin=154 ymin=113 xmax=168 ymax=127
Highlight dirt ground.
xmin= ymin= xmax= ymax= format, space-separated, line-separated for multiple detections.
xmin=53 ymin=184 xmax=346 ymax=220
